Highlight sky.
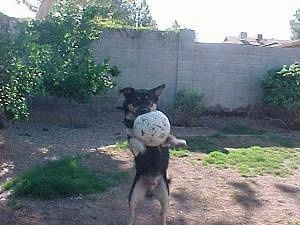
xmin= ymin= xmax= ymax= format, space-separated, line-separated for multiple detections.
xmin=0 ymin=0 xmax=300 ymax=43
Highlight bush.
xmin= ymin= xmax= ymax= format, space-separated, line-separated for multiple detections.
xmin=0 ymin=2 xmax=120 ymax=124
xmin=262 ymin=62 xmax=300 ymax=129
xmin=173 ymin=89 xmax=204 ymax=126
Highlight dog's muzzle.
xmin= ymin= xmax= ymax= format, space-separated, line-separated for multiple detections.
xmin=137 ymin=107 xmax=151 ymax=116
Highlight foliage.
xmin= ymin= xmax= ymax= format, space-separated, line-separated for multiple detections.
xmin=262 ymin=62 xmax=300 ymax=129
xmin=20 ymin=0 xmax=156 ymax=28
xmin=262 ymin=63 xmax=300 ymax=108
xmin=0 ymin=157 xmax=127 ymax=199
xmin=125 ymin=0 xmax=156 ymax=28
xmin=1 ymin=1 xmax=120 ymax=122
xmin=290 ymin=9 xmax=300 ymax=40
xmin=202 ymin=146 xmax=300 ymax=177
xmin=114 ymin=140 xmax=129 ymax=149
xmin=170 ymin=147 xmax=190 ymax=158
xmin=165 ymin=20 xmax=181 ymax=32
xmin=173 ymin=89 xmax=205 ymax=126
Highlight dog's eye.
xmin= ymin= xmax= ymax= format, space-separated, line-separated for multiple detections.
xmin=135 ymin=96 xmax=141 ymax=102
xmin=133 ymin=96 xmax=142 ymax=105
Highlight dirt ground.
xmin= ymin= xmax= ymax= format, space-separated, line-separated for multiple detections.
xmin=0 ymin=112 xmax=299 ymax=225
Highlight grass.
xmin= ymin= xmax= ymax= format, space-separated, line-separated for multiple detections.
xmin=170 ymin=147 xmax=190 ymax=158
xmin=202 ymin=146 xmax=300 ymax=177
xmin=169 ymin=134 xmax=300 ymax=177
xmin=1 ymin=157 xmax=127 ymax=199
xmin=112 ymin=135 xmax=300 ymax=177
xmin=220 ymin=125 xmax=264 ymax=135
xmin=114 ymin=140 xmax=129 ymax=149
xmin=288 ymin=220 xmax=300 ymax=225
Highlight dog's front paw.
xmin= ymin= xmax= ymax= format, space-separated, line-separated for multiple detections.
xmin=174 ymin=139 xmax=186 ymax=147
xmin=163 ymin=135 xmax=186 ymax=148
xmin=129 ymin=138 xmax=146 ymax=156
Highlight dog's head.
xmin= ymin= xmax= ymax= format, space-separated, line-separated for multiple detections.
xmin=119 ymin=84 xmax=165 ymax=116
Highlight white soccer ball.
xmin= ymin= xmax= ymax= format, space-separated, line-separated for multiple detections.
xmin=133 ymin=110 xmax=170 ymax=147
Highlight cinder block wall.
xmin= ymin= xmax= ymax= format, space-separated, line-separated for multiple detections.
xmin=187 ymin=42 xmax=300 ymax=109
xmin=92 ymin=29 xmax=180 ymax=110
xmin=93 ymin=29 xmax=300 ymax=111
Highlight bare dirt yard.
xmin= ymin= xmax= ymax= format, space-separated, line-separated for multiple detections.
xmin=0 ymin=112 xmax=299 ymax=225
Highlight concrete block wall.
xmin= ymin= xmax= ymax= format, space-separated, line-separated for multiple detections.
xmin=187 ymin=43 xmax=300 ymax=109
xmin=92 ymin=29 xmax=300 ymax=111
xmin=92 ymin=29 xmax=180 ymax=110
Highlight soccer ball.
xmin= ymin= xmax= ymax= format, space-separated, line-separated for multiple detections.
xmin=133 ymin=110 xmax=171 ymax=147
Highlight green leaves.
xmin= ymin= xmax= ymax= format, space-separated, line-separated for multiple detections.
xmin=0 ymin=1 xmax=120 ymax=122
xmin=173 ymin=89 xmax=204 ymax=126
xmin=262 ymin=62 xmax=300 ymax=129
xmin=262 ymin=62 xmax=300 ymax=108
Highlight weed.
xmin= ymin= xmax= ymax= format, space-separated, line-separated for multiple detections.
xmin=170 ymin=147 xmax=190 ymax=158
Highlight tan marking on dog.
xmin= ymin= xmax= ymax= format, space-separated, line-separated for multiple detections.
xmin=125 ymin=111 xmax=136 ymax=121
xmin=128 ymin=104 xmax=137 ymax=114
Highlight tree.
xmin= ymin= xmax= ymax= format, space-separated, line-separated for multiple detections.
xmin=165 ymin=20 xmax=181 ymax=32
xmin=262 ymin=62 xmax=300 ymax=129
xmin=125 ymin=0 xmax=156 ymax=27
xmin=290 ymin=9 xmax=300 ymax=40
xmin=18 ymin=0 xmax=156 ymax=28
xmin=0 ymin=1 xmax=119 ymax=123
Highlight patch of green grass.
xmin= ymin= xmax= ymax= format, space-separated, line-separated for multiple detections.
xmin=114 ymin=140 xmax=129 ymax=150
xmin=170 ymin=147 xmax=190 ymax=158
xmin=288 ymin=220 xmax=300 ymax=225
xmin=220 ymin=125 xmax=264 ymax=135
xmin=1 ymin=157 xmax=127 ymax=199
xmin=202 ymin=146 xmax=300 ymax=177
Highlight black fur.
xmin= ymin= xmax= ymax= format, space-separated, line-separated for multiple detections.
xmin=119 ymin=84 xmax=171 ymax=225
xmin=129 ymin=146 xmax=170 ymax=202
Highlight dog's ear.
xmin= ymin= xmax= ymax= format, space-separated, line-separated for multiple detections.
xmin=151 ymin=84 xmax=166 ymax=96
xmin=119 ymin=87 xmax=134 ymax=98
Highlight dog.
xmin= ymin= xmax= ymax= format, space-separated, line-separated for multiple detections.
xmin=118 ymin=84 xmax=186 ymax=225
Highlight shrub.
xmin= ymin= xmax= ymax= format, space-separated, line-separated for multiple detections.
xmin=173 ymin=89 xmax=204 ymax=126
xmin=262 ymin=63 xmax=300 ymax=129
xmin=0 ymin=2 xmax=120 ymax=124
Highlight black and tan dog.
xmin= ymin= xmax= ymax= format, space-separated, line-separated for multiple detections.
xmin=118 ymin=84 xmax=186 ymax=225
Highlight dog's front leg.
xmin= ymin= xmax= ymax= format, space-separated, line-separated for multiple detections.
xmin=162 ymin=134 xmax=186 ymax=148
xmin=128 ymin=137 xmax=146 ymax=156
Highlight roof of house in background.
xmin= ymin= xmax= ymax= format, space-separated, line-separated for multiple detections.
xmin=223 ymin=32 xmax=292 ymax=47
xmin=272 ymin=39 xmax=300 ymax=48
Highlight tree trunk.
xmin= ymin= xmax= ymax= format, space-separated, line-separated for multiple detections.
xmin=36 ymin=0 xmax=58 ymax=19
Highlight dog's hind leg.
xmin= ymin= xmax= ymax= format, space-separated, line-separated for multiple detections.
xmin=153 ymin=178 xmax=169 ymax=225
xmin=128 ymin=177 xmax=147 ymax=225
